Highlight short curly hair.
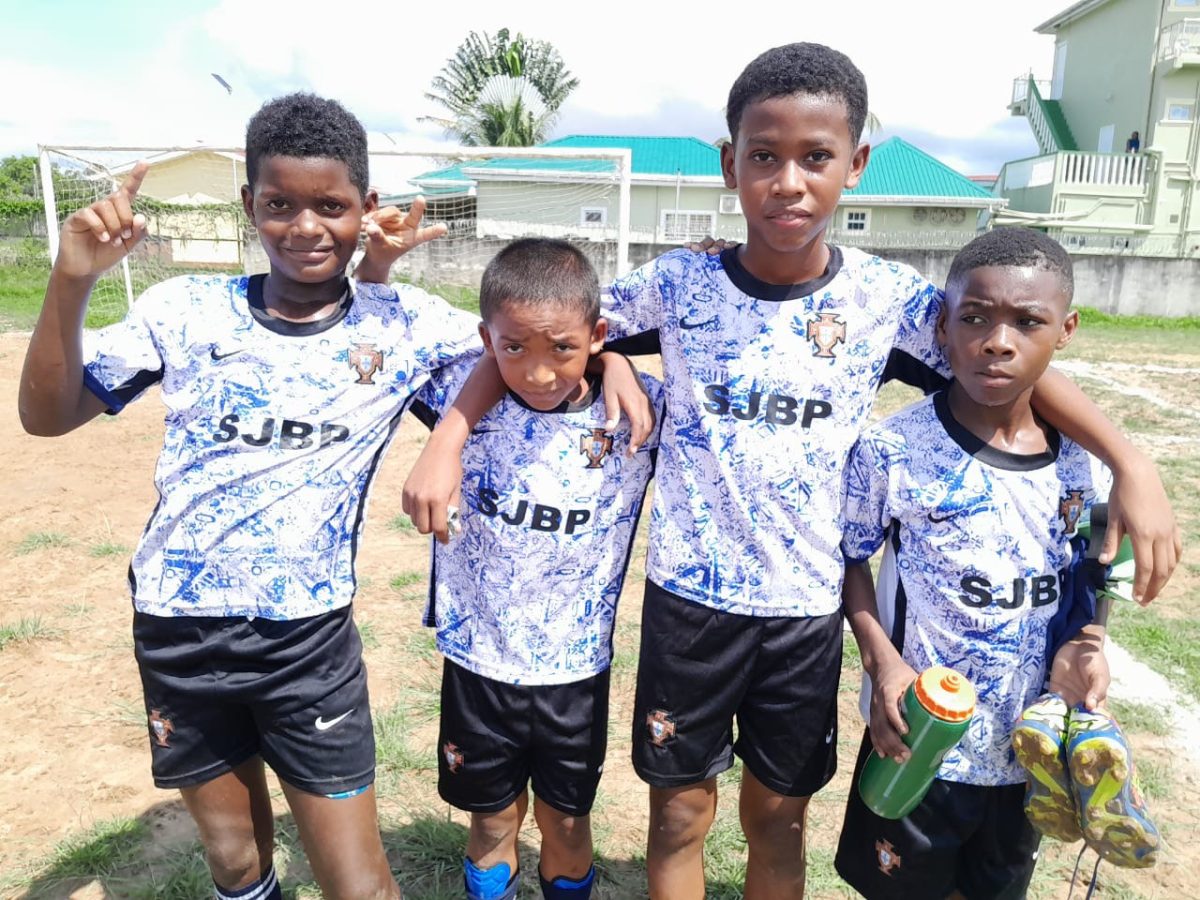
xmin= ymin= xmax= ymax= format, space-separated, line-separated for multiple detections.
xmin=244 ymin=93 xmax=370 ymax=197
xmin=480 ymin=238 xmax=600 ymax=326
xmin=726 ymin=43 xmax=868 ymax=143
xmin=947 ymin=227 xmax=1074 ymax=300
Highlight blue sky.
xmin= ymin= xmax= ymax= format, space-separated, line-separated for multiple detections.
xmin=3 ymin=0 xmax=1071 ymax=189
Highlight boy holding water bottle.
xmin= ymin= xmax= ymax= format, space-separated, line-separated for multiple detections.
xmin=833 ymin=228 xmax=1141 ymax=898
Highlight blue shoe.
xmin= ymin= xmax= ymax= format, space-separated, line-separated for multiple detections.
xmin=1066 ymin=706 xmax=1160 ymax=868
xmin=1012 ymin=692 xmax=1081 ymax=841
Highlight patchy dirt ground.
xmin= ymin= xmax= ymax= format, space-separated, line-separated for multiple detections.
xmin=1 ymin=330 xmax=1197 ymax=899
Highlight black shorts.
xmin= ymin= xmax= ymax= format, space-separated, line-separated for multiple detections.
xmin=835 ymin=731 xmax=1041 ymax=900
xmin=437 ymin=660 xmax=609 ymax=817
xmin=133 ymin=605 xmax=374 ymax=795
xmin=631 ymin=581 xmax=841 ymax=798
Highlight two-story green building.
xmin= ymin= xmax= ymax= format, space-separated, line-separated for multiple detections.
xmin=999 ymin=0 xmax=1200 ymax=257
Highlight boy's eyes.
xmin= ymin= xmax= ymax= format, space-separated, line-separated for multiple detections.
xmin=749 ymin=150 xmax=774 ymax=163
xmin=503 ymin=343 xmax=524 ymax=354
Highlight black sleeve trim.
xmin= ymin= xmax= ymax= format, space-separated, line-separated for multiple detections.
xmin=604 ymin=329 xmax=661 ymax=356
xmin=882 ymin=348 xmax=949 ymax=395
xmin=408 ymin=399 xmax=440 ymax=432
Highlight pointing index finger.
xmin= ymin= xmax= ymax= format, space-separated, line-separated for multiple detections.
xmin=120 ymin=161 xmax=149 ymax=200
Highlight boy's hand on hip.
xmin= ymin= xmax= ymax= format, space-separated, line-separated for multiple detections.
xmin=358 ymin=198 xmax=448 ymax=281
xmin=55 ymin=161 xmax=150 ymax=280
xmin=868 ymin=657 xmax=918 ymax=763
xmin=1106 ymin=454 xmax=1181 ymax=605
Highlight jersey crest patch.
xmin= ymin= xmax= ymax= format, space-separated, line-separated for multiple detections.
xmin=1059 ymin=490 xmax=1085 ymax=533
xmin=646 ymin=709 xmax=676 ymax=746
xmin=349 ymin=343 xmax=384 ymax=384
xmin=806 ymin=312 xmax=847 ymax=358
xmin=148 ymin=709 xmax=174 ymax=748
xmin=876 ymin=839 xmax=902 ymax=875
xmin=580 ymin=428 xmax=614 ymax=468
xmin=443 ymin=741 xmax=465 ymax=774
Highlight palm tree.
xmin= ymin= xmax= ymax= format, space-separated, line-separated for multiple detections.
xmin=424 ymin=29 xmax=578 ymax=145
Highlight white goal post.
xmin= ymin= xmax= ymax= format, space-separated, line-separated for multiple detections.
xmin=36 ymin=143 xmax=634 ymax=323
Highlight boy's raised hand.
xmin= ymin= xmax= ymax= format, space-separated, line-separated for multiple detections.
xmin=358 ymin=197 xmax=448 ymax=282
xmin=868 ymin=655 xmax=918 ymax=763
xmin=56 ymin=162 xmax=150 ymax=280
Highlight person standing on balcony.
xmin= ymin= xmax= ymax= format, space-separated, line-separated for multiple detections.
xmin=1126 ymin=131 xmax=1141 ymax=153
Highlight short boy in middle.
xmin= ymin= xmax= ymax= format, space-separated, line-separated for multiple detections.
xmin=408 ymin=238 xmax=663 ymax=900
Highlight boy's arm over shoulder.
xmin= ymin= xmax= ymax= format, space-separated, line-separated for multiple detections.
xmin=364 ymin=280 xmax=483 ymax=373
xmin=1031 ymin=368 xmax=1179 ymax=604
xmin=603 ymin=249 xmax=702 ymax=355
xmin=879 ymin=261 xmax=951 ymax=393
xmin=634 ymin=371 xmax=666 ymax=453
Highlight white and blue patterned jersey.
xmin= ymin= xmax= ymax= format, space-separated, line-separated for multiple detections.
xmin=412 ymin=360 xmax=663 ymax=685
xmin=843 ymin=392 xmax=1111 ymax=785
xmin=82 ymin=274 xmax=482 ymax=620
xmin=602 ymin=246 xmax=950 ymax=617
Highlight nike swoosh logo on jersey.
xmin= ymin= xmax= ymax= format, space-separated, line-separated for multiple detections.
xmin=928 ymin=510 xmax=963 ymax=523
xmin=210 ymin=348 xmax=245 ymax=361
xmin=315 ymin=709 xmax=355 ymax=731
xmin=678 ymin=316 xmax=717 ymax=330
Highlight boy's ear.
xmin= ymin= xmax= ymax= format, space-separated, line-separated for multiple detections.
xmin=478 ymin=322 xmax=495 ymax=356
xmin=363 ymin=188 xmax=379 ymax=214
xmin=935 ymin=304 xmax=949 ymax=347
xmin=720 ymin=141 xmax=737 ymax=189
xmin=240 ymin=184 xmax=255 ymax=225
xmin=590 ymin=317 xmax=608 ymax=354
xmin=1056 ymin=309 xmax=1079 ymax=350
xmin=844 ymin=142 xmax=871 ymax=190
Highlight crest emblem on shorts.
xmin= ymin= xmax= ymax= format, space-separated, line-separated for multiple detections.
xmin=443 ymin=741 xmax=465 ymax=774
xmin=349 ymin=343 xmax=384 ymax=385
xmin=580 ymin=428 xmax=614 ymax=468
xmin=876 ymin=839 xmax=902 ymax=875
xmin=806 ymin=312 xmax=847 ymax=358
xmin=1059 ymin=490 xmax=1085 ymax=533
xmin=148 ymin=709 xmax=174 ymax=748
xmin=646 ymin=709 xmax=676 ymax=746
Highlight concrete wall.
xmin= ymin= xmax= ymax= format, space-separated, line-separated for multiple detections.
xmin=871 ymin=246 xmax=1200 ymax=316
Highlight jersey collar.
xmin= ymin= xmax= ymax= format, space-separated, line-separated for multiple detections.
xmin=246 ymin=274 xmax=354 ymax=336
xmin=719 ymin=245 xmax=842 ymax=302
xmin=934 ymin=389 xmax=1060 ymax=471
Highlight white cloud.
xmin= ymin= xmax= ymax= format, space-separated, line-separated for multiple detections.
xmin=5 ymin=0 xmax=1067 ymax=178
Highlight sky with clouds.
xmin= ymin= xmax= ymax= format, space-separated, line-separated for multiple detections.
xmin=3 ymin=0 xmax=1073 ymax=191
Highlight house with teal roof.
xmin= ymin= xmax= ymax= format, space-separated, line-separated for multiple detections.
xmin=998 ymin=0 xmax=1200 ymax=257
xmin=395 ymin=135 xmax=1002 ymax=256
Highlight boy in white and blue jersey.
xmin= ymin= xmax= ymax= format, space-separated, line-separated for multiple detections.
xmin=21 ymin=93 xmax=471 ymax=900
xmin=586 ymin=44 xmax=1177 ymax=900
xmin=834 ymin=228 xmax=1114 ymax=899
xmin=407 ymin=239 xmax=662 ymax=900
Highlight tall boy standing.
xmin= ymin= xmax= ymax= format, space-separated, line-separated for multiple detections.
xmin=834 ymin=228 xmax=1118 ymax=899
xmin=408 ymin=239 xmax=662 ymax=900
xmin=590 ymin=44 xmax=1178 ymax=899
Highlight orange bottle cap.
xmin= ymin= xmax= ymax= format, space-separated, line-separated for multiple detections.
xmin=913 ymin=666 xmax=975 ymax=722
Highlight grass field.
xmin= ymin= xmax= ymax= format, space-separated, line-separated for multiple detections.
xmin=2 ymin=264 xmax=1197 ymax=899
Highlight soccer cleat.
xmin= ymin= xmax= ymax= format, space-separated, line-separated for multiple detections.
xmin=1066 ymin=706 xmax=1160 ymax=868
xmin=1012 ymin=692 xmax=1082 ymax=841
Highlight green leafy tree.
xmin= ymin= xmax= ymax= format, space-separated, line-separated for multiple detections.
xmin=424 ymin=28 xmax=579 ymax=146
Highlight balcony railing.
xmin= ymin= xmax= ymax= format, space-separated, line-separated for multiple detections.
xmin=999 ymin=152 xmax=1148 ymax=193
xmin=1011 ymin=75 xmax=1051 ymax=107
xmin=1159 ymin=18 xmax=1200 ymax=64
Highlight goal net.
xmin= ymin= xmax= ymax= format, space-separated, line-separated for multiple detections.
xmin=37 ymin=144 xmax=632 ymax=325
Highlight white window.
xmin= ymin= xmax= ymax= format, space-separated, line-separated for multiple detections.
xmin=845 ymin=210 xmax=870 ymax=232
xmin=1168 ymin=102 xmax=1195 ymax=121
xmin=1097 ymin=124 xmax=1115 ymax=153
xmin=662 ymin=210 xmax=717 ymax=243
xmin=580 ymin=207 xmax=607 ymax=226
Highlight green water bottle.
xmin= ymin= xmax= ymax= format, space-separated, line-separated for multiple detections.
xmin=858 ymin=666 xmax=976 ymax=819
